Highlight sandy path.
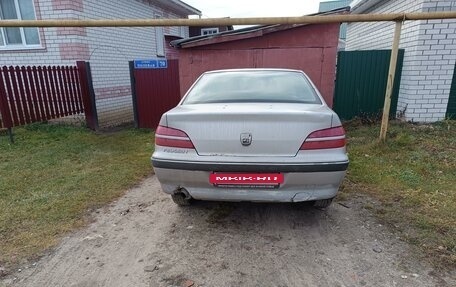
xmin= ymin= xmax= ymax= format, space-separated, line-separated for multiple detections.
xmin=4 ymin=176 xmax=455 ymax=287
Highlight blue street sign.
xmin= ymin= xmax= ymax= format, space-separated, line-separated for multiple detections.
xmin=134 ymin=59 xmax=167 ymax=69
xmin=157 ymin=59 xmax=168 ymax=68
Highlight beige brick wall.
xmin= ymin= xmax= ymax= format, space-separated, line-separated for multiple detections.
xmin=0 ymin=0 xmax=86 ymax=66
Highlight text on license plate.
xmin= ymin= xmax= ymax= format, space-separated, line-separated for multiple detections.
xmin=209 ymin=173 xmax=284 ymax=185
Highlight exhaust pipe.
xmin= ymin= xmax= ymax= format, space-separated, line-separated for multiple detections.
xmin=171 ymin=187 xmax=193 ymax=206
xmin=174 ymin=187 xmax=192 ymax=200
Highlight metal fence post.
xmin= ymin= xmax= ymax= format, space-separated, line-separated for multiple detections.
xmin=129 ymin=61 xmax=139 ymax=128
xmin=7 ymin=128 xmax=14 ymax=143
xmin=0 ymin=71 xmax=13 ymax=129
xmin=76 ymin=61 xmax=99 ymax=130
xmin=0 ymin=69 xmax=14 ymax=143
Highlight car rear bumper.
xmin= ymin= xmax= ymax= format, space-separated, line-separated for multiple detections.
xmin=152 ymin=160 xmax=348 ymax=202
xmin=152 ymin=159 xmax=348 ymax=173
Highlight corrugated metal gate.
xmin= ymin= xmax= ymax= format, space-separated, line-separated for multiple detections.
xmin=129 ymin=59 xmax=181 ymax=129
xmin=446 ymin=62 xmax=456 ymax=119
xmin=333 ymin=49 xmax=404 ymax=120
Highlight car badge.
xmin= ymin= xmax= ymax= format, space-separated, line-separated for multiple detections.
xmin=240 ymin=133 xmax=252 ymax=146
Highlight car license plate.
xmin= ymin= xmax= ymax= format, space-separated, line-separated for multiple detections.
xmin=209 ymin=173 xmax=284 ymax=187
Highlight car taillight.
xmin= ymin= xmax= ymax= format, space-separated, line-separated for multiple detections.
xmin=300 ymin=126 xmax=346 ymax=150
xmin=155 ymin=126 xmax=194 ymax=149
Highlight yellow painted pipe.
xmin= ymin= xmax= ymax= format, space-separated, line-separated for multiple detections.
xmin=0 ymin=11 xmax=455 ymax=27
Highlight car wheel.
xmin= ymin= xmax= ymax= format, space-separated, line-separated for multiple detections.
xmin=171 ymin=193 xmax=192 ymax=206
xmin=313 ymin=198 xmax=333 ymax=208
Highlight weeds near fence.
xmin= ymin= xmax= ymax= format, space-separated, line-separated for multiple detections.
xmin=343 ymin=120 xmax=456 ymax=268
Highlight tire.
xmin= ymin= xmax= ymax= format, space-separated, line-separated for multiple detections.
xmin=171 ymin=193 xmax=192 ymax=206
xmin=313 ymin=198 xmax=334 ymax=208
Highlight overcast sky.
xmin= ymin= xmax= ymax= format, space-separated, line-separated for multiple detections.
xmin=184 ymin=0 xmax=322 ymax=18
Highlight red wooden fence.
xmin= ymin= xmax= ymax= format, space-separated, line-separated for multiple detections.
xmin=0 ymin=63 xmax=97 ymax=130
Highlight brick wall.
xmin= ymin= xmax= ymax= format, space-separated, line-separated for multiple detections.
xmin=0 ymin=0 xmax=86 ymax=66
xmin=346 ymin=0 xmax=456 ymax=122
xmin=415 ymin=0 xmax=456 ymax=122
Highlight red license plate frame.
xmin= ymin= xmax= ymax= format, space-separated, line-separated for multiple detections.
xmin=209 ymin=173 xmax=284 ymax=187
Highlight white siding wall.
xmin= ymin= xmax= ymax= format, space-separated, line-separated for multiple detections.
xmin=83 ymin=0 xmax=188 ymax=127
xmin=346 ymin=0 xmax=456 ymax=122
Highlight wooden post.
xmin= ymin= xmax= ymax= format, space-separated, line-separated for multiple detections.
xmin=380 ymin=21 xmax=403 ymax=141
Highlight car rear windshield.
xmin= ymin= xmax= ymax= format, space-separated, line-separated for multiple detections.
xmin=182 ymin=71 xmax=322 ymax=105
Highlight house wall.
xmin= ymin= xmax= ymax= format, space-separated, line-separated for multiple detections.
xmin=318 ymin=0 xmax=351 ymax=40
xmin=83 ymin=0 xmax=188 ymax=127
xmin=0 ymin=0 xmax=83 ymax=66
xmin=165 ymin=36 xmax=181 ymax=59
xmin=346 ymin=0 xmax=456 ymax=122
xmin=0 ymin=0 xmax=190 ymax=127
xmin=178 ymin=24 xmax=340 ymax=107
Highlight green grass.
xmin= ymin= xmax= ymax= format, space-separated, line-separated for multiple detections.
xmin=0 ymin=123 xmax=153 ymax=266
xmin=1 ymin=120 xmax=454 ymax=270
xmin=342 ymin=120 xmax=456 ymax=268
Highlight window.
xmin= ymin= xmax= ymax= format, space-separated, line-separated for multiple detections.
xmin=201 ymin=28 xmax=219 ymax=36
xmin=183 ymin=71 xmax=322 ymax=105
xmin=0 ymin=0 xmax=40 ymax=49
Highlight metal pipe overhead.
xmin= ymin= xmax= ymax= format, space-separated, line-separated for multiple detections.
xmin=2 ymin=10 xmax=454 ymax=141
xmin=0 ymin=11 xmax=456 ymax=27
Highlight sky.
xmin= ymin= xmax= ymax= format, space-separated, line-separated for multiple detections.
xmin=184 ymin=0 xmax=322 ymax=19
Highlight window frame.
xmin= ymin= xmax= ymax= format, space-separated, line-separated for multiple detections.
xmin=154 ymin=12 xmax=165 ymax=57
xmin=0 ymin=0 xmax=42 ymax=50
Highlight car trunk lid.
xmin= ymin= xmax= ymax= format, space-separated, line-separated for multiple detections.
xmin=165 ymin=103 xmax=334 ymax=157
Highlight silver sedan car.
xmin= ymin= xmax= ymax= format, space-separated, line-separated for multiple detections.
xmin=152 ymin=69 xmax=348 ymax=207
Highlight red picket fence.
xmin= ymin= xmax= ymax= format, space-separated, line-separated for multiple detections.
xmin=0 ymin=62 xmax=97 ymax=130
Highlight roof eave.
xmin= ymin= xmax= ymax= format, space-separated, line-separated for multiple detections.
xmin=172 ymin=7 xmax=349 ymax=48
xmin=155 ymin=0 xmax=201 ymax=16
xmin=350 ymin=0 xmax=385 ymax=14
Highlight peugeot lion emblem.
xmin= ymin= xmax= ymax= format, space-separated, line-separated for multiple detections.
xmin=240 ymin=133 xmax=252 ymax=146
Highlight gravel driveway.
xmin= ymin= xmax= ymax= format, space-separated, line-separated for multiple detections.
xmin=3 ymin=176 xmax=455 ymax=287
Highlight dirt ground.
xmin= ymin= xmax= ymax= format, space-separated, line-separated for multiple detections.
xmin=2 ymin=176 xmax=455 ymax=287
